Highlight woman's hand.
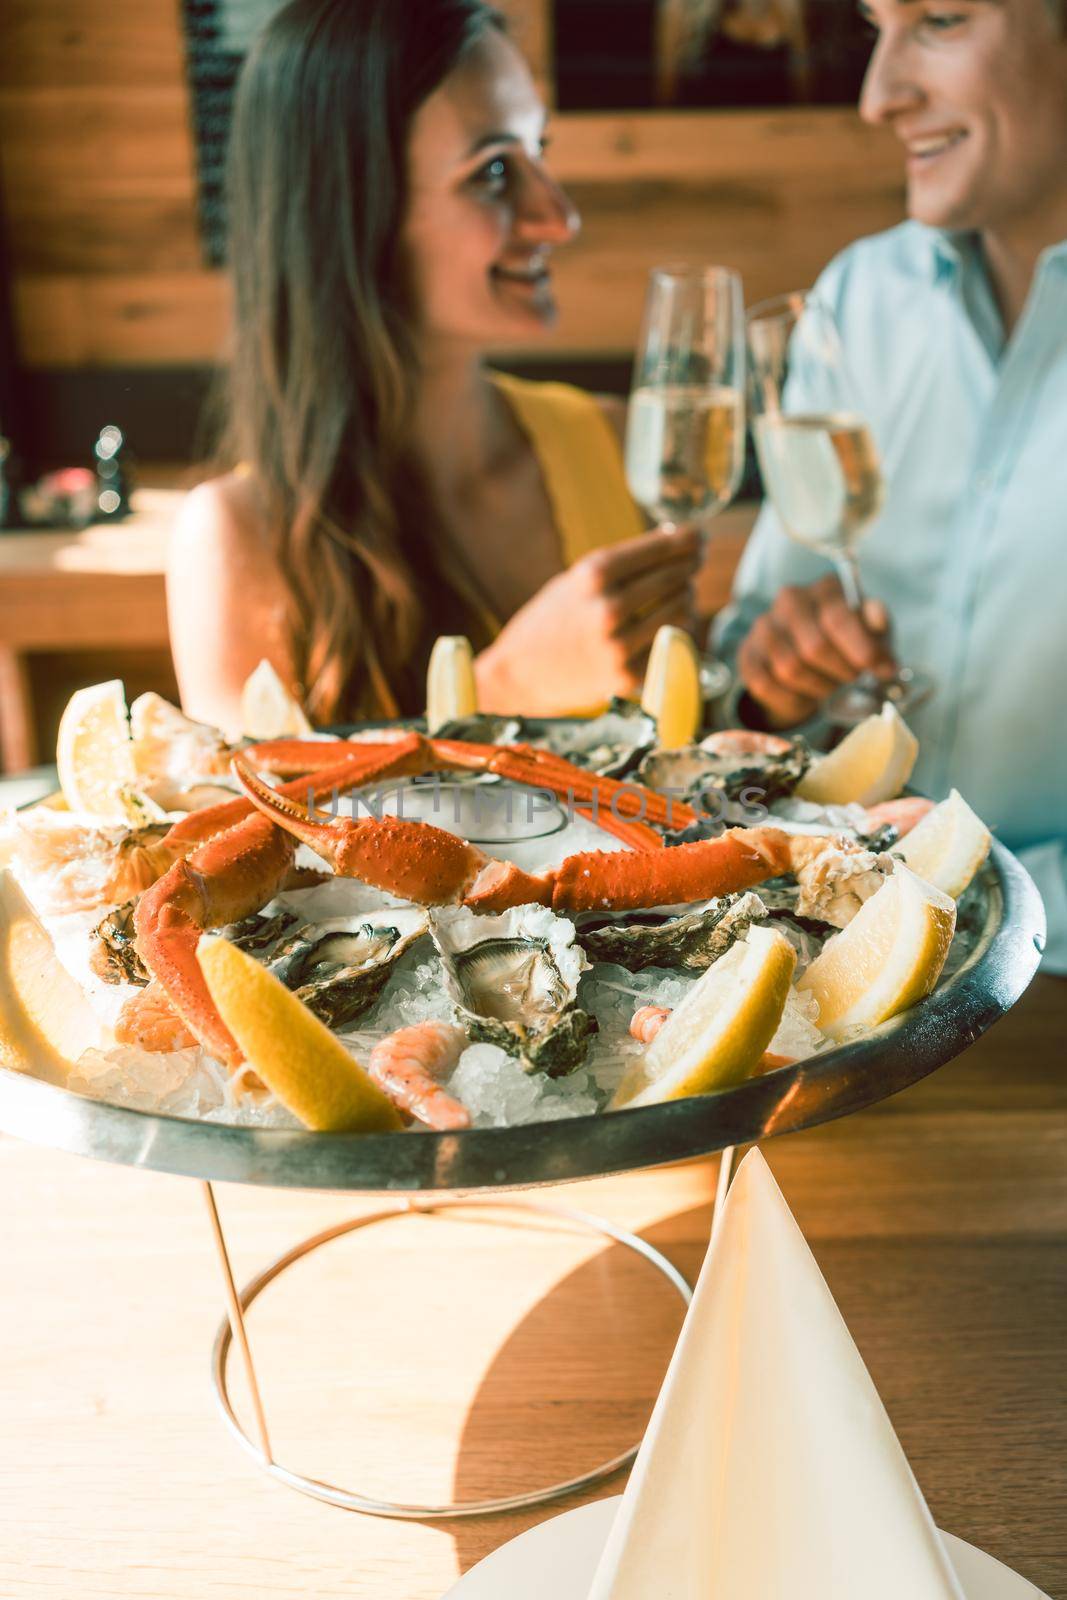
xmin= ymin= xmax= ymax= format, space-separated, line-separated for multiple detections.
xmin=476 ymin=525 xmax=702 ymax=715
xmin=737 ymin=574 xmax=897 ymax=728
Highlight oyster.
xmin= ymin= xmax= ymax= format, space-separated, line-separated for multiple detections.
xmin=268 ymin=909 xmax=429 ymax=1028
xmin=221 ymin=907 xmax=300 ymax=955
xmin=433 ymin=713 xmax=522 ymax=747
xmin=91 ymin=900 xmax=148 ymax=985
xmin=430 ymin=905 xmax=596 ymax=1076
xmin=531 ymin=699 xmax=656 ymax=777
xmin=636 ymin=748 xmax=726 ymax=805
xmin=698 ymin=730 xmax=810 ymax=803
xmin=575 ymin=891 xmax=767 ymax=972
xmin=638 ymin=735 xmax=810 ymax=811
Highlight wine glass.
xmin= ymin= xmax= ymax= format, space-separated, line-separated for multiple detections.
xmin=624 ymin=265 xmax=747 ymax=705
xmin=746 ymin=291 xmax=931 ymax=725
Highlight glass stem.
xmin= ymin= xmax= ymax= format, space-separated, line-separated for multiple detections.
xmin=834 ymin=552 xmax=866 ymax=614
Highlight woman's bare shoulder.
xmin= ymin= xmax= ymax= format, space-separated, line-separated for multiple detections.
xmin=171 ymin=470 xmax=268 ymax=565
xmin=167 ymin=471 xmax=294 ymax=729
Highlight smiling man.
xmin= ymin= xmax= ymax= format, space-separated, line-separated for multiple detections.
xmin=716 ymin=0 xmax=1067 ymax=968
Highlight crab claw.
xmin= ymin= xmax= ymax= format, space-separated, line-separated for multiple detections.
xmin=232 ymin=755 xmax=492 ymax=905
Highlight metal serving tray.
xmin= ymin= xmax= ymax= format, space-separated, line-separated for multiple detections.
xmin=0 ymin=840 xmax=1044 ymax=1193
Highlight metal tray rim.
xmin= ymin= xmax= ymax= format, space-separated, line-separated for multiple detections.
xmin=0 ymin=838 xmax=1045 ymax=1193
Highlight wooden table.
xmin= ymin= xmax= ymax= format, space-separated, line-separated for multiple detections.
xmin=1 ymin=975 xmax=1064 ymax=1600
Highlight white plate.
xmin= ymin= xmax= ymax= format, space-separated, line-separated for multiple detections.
xmin=442 ymin=1495 xmax=1049 ymax=1600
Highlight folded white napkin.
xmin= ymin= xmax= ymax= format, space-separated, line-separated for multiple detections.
xmin=587 ymin=1148 xmax=965 ymax=1599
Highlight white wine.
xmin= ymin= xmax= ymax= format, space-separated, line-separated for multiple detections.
xmin=753 ymin=412 xmax=884 ymax=554
xmin=625 ymin=385 xmax=745 ymax=522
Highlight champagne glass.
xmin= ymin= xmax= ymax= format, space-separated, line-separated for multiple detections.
xmin=746 ymin=291 xmax=931 ymax=725
xmin=624 ymin=265 xmax=747 ymax=705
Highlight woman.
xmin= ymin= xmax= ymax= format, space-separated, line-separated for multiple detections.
xmin=169 ymin=0 xmax=700 ymax=734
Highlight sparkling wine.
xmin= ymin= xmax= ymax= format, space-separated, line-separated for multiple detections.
xmin=753 ymin=412 xmax=884 ymax=553
xmin=626 ymin=384 xmax=745 ymax=522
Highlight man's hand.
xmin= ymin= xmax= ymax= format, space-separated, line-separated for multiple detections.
xmin=737 ymin=574 xmax=897 ymax=728
xmin=476 ymin=525 xmax=701 ymax=715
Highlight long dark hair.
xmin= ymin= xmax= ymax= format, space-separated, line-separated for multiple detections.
xmin=221 ymin=0 xmax=504 ymax=720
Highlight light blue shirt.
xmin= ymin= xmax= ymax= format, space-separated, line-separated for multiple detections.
xmin=715 ymin=221 xmax=1067 ymax=971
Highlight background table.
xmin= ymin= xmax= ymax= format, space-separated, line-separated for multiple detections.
xmin=0 ymin=483 xmax=180 ymax=773
xmin=1 ymin=973 xmax=1063 ymax=1600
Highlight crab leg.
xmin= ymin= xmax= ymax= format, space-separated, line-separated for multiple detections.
xmin=235 ymin=734 xmax=695 ymax=834
xmin=133 ymin=812 xmax=299 ymax=1065
xmin=463 ymin=829 xmax=782 ymax=915
xmin=160 ymin=732 xmax=433 ymax=855
xmin=242 ymin=732 xmax=427 ymax=777
xmin=231 ymin=758 xmax=491 ymax=904
xmin=573 ymin=805 xmax=663 ymax=852
xmin=483 ymin=744 xmax=697 ymax=829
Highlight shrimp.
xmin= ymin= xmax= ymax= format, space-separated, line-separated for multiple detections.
xmin=629 ymin=1005 xmax=671 ymax=1044
xmin=367 ymin=1021 xmax=470 ymax=1130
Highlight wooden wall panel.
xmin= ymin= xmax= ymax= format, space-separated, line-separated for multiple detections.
xmin=0 ymin=1 xmax=189 ymax=90
xmin=0 ymin=0 xmax=904 ymax=370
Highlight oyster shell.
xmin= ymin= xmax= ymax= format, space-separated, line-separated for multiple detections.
xmin=433 ymin=713 xmax=522 ymax=747
xmin=221 ymin=908 xmax=300 ymax=955
xmin=531 ymin=699 xmax=656 ymax=777
xmin=430 ymin=905 xmax=596 ymax=1076
xmin=575 ymin=891 xmax=767 ymax=972
xmin=637 ymin=736 xmax=810 ymax=809
xmin=91 ymin=900 xmax=148 ymax=985
xmin=268 ymin=909 xmax=429 ymax=1027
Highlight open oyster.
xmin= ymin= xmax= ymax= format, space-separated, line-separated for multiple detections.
xmin=269 ymin=909 xmax=428 ymax=1028
xmin=575 ymin=891 xmax=767 ymax=972
xmin=638 ymin=734 xmax=810 ymax=809
xmin=530 ymin=699 xmax=656 ymax=777
xmin=430 ymin=904 xmax=596 ymax=1076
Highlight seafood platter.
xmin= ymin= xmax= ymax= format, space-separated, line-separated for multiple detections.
xmin=0 ymin=675 xmax=1044 ymax=1193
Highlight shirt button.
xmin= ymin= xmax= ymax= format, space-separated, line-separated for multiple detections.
xmin=974 ymin=470 xmax=994 ymax=492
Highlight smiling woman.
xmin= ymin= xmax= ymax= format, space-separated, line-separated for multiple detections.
xmin=167 ymin=0 xmax=701 ymax=736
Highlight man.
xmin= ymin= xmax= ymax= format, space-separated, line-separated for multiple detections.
xmin=716 ymin=0 xmax=1067 ymax=969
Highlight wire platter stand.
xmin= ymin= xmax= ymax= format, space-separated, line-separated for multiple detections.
xmin=202 ymin=1185 xmax=695 ymax=1518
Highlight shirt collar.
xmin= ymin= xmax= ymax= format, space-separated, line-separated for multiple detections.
xmin=928 ymin=226 xmax=1067 ymax=280
xmin=928 ymin=228 xmax=976 ymax=284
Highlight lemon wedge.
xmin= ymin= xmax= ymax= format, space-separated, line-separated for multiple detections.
xmin=640 ymin=625 xmax=702 ymax=749
xmin=56 ymin=679 xmax=138 ymax=821
xmin=426 ymin=635 xmax=478 ymax=734
xmin=612 ymin=926 xmax=796 ymax=1109
xmin=892 ymin=788 xmax=991 ymax=900
xmin=239 ymin=660 xmax=313 ymax=739
xmin=196 ymin=936 xmax=402 ymax=1133
xmin=0 ymin=869 xmax=105 ymax=1079
xmin=797 ymin=702 xmax=918 ymax=807
xmin=798 ymin=864 xmax=955 ymax=1040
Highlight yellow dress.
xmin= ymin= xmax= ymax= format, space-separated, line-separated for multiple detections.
xmin=488 ymin=372 xmax=647 ymax=716
xmin=491 ymin=371 xmax=645 ymax=567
